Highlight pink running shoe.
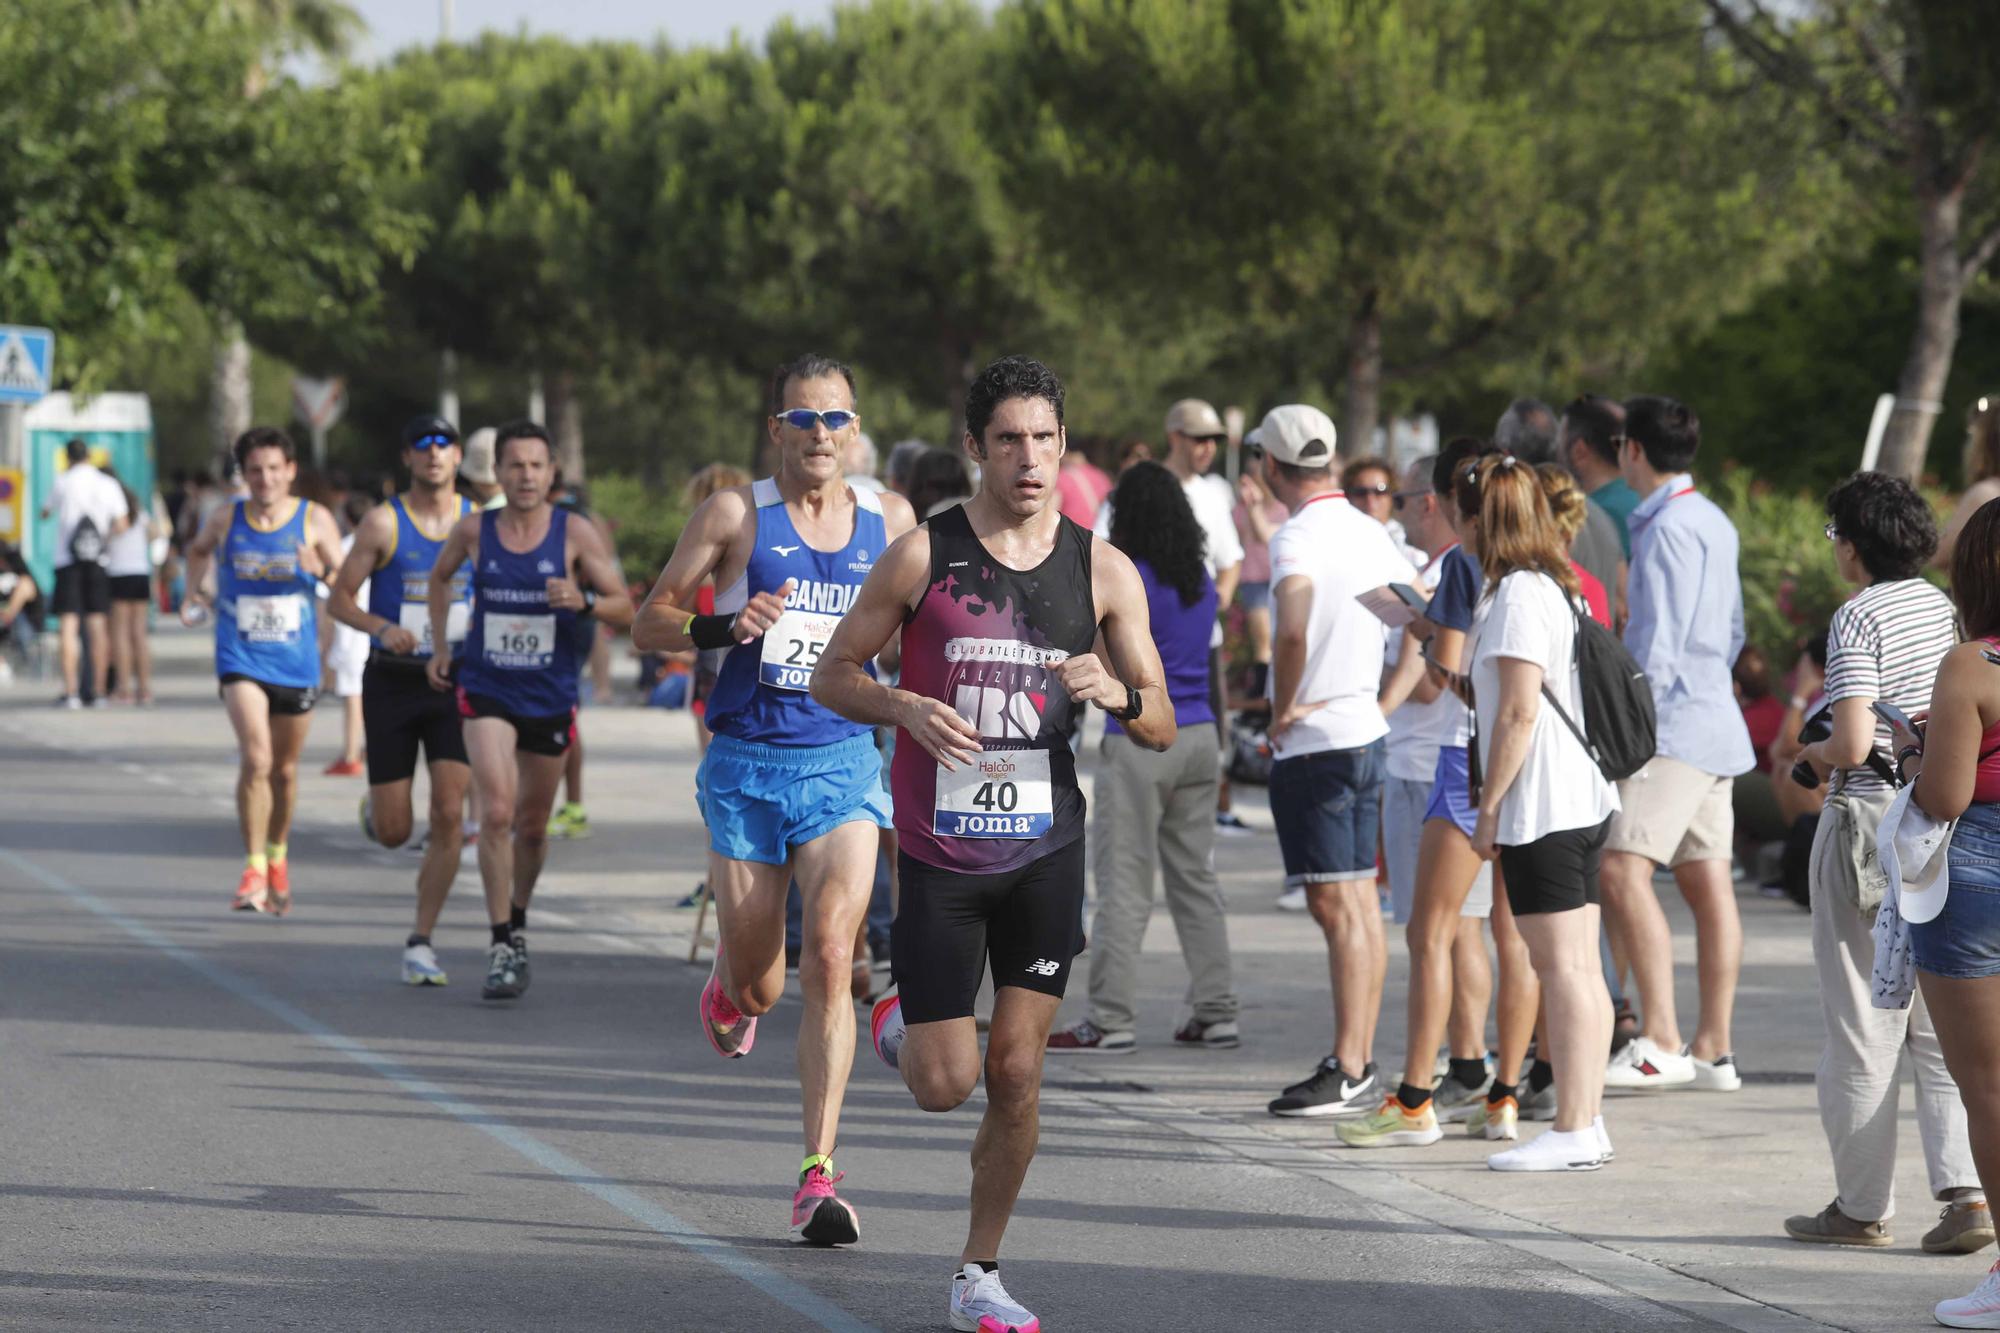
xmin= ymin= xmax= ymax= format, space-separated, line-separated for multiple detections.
xmin=699 ymin=945 xmax=756 ymax=1059
xmin=870 ymin=991 xmax=905 ymax=1070
xmin=791 ymin=1163 xmax=859 ymax=1246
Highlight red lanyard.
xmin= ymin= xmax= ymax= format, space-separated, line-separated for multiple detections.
xmin=1298 ymin=491 xmax=1347 ymax=512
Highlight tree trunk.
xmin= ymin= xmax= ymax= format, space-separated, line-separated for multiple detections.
xmin=209 ymin=313 xmax=253 ymax=463
xmin=1877 ymin=182 xmax=1964 ymax=480
xmin=941 ymin=333 xmax=977 ymax=448
xmin=1341 ymin=292 xmax=1382 ymax=460
xmin=547 ymin=368 xmax=584 ymax=483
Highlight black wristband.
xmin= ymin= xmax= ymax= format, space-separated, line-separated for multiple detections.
xmin=580 ymin=588 xmax=598 ymax=616
xmin=688 ymin=613 xmax=738 ymax=650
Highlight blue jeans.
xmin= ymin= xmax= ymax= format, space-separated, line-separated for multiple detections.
xmin=1909 ymin=800 xmax=2000 ymax=979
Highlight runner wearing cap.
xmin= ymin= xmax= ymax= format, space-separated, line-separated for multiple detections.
xmin=328 ymin=415 xmax=477 ymax=985
xmin=458 ymin=427 xmax=504 ymax=509
xmin=180 ymin=427 xmax=345 ymax=915
xmin=1248 ymin=404 xmax=1418 ymax=1119
xmin=426 ymin=420 xmax=633 ymax=1000
xmin=632 ymin=353 xmax=915 ymax=1246
xmin=815 ymin=355 xmax=1173 ymax=1333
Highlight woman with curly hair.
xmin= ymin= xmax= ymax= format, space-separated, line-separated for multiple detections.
xmin=1047 ymin=461 xmax=1239 ymax=1054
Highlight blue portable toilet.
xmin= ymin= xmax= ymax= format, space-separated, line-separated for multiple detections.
xmin=21 ymin=393 xmax=155 ymax=606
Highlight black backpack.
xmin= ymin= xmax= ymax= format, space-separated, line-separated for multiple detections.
xmin=1543 ymin=599 xmax=1656 ymax=781
xmin=68 ymin=514 xmax=103 ymax=566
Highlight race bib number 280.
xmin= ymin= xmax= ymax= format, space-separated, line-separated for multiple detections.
xmin=933 ymin=750 xmax=1054 ymax=839
xmin=759 ymin=608 xmax=839 ymax=692
xmin=236 ymin=594 xmax=303 ymax=644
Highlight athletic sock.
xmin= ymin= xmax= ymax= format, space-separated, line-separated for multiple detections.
xmin=246 ymin=852 xmax=269 ymax=874
xmin=800 ymin=1152 xmax=834 ymax=1181
xmin=491 ymin=922 xmax=514 ymax=946
xmin=1396 ymin=1082 xmax=1431 ymax=1112
xmin=1528 ymin=1059 xmax=1555 ymax=1093
xmin=1487 ymin=1080 xmax=1517 ymax=1106
xmin=265 ymin=841 xmax=287 ymax=865
xmin=407 ymin=933 xmax=430 ymax=949
xmin=1449 ymin=1057 xmax=1486 ymax=1088
xmin=510 ymin=905 xmax=527 ymax=933
xmin=960 ymin=1261 xmax=998 ymax=1277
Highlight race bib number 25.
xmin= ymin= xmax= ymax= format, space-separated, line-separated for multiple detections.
xmin=759 ymin=608 xmax=839 ymax=692
xmin=933 ymin=750 xmax=1054 ymax=839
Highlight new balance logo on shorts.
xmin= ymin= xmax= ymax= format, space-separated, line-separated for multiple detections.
xmin=1024 ymin=958 xmax=1060 ymax=977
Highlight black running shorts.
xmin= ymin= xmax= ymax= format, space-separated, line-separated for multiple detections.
xmin=219 ymin=672 xmax=317 ymax=716
xmin=892 ymin=837 xmax=1086 ymax=1024
xmin=363 ymin=660 xmax=468 ymax=785
xmin=1499 ymin=817 xmax=1611 ymax=917
xmin=456 ymin=687 xmax=575 ymax=758
xmin=52 ymin=562 xmax=111 ymax=616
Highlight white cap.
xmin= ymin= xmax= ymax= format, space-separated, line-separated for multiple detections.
xmin=1245 ymin=404 xmax=1337 ymax=467
xmin=459 ymin=427 xmax=497 ymax=485
xmin=1881 ymin=784 xmax=1953 ymax=925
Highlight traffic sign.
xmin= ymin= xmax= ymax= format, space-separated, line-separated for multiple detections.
xmin=292 ymin=376 xmax=347 ymax=432
xmin=0 ymin=325 xmax=54 ymax=405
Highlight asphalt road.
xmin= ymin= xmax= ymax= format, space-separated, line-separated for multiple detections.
xmin=0 ymin=634 xmax=1966 ymax=1331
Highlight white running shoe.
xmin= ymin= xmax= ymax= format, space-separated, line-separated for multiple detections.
xmin=950 ymin=1264 xmax=1040 ymax=1333
xmin=1274 ymin=887 xmax=1309 ymax=912
xmin=1604 ymin=1035 xmax=1696 ymax=1089
xmin=1937 ymin=1260 xmax=2000 ymax=1329
xmin=1488 ymin=1127 xmax=1604 ymax=1173
xmin=1593 ymin=1114 xmax=1614 ymax=1163
xmin=402 ymin=942 xmax=448 ymax=986
xmin=1686 ymin=1048 xmax=1742 ymax=1092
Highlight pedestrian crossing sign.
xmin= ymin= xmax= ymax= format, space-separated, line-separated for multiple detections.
xmin=0 ymin=325 xmax=54 ymax=405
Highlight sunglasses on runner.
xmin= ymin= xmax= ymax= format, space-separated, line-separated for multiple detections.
xmin=408 ymin=433 xmax=456 ymax=451
xmin=772 ymin=408 xmax=860 ymax=432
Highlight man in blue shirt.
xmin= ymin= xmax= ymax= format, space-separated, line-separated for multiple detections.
xmin=1600 ymin=396 xmax=1753 ymax=1093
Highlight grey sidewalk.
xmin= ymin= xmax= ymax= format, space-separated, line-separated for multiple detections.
xmin=4 ymin=626 xmax=1983 ymax=1332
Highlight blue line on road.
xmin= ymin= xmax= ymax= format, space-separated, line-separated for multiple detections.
xmin=0 ymin=844 xmax=880 ymax=1333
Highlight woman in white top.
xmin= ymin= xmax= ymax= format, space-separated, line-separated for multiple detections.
xmin=101 ymin=466 xmax=163 ymax=706
xmin=1461 ymin=454 xmax=1621 ymax=1172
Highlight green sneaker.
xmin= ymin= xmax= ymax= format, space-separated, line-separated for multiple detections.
xmin=1335 ymin=1095 xmax=1443 ymax=1148
xmin=546 ymin=802 xmax=591 ymax=840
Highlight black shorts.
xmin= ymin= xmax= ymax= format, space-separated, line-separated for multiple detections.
xmin=219 ymin=672 xmax=318 ymax=716
xmin=52 ymin=563 xmax=110 ymax=616
xmin=109 ymin=573 xmax=151 ymax=603
xmin=364 ymin=661 xmax=468 ymax=785
xmin=456 ymin=687 xmax=575 ymax=757
xmin=892 ymin=837 xmax=1087 ymax=1024
xmin=1499 ymin=818 xmax=1612 ymax=917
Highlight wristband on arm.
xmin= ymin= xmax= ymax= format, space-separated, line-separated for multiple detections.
xmin=685 ymin=612 xmax=738 ymax=650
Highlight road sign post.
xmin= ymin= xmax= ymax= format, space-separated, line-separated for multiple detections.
xmin=291 ymin=376 xmax=347 ymax=470
xmin=0 ymin=324 xmax=55 ymax=473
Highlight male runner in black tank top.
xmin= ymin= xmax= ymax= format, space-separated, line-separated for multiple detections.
xmin=813 ymin=356 xmax=1174 ymax=1333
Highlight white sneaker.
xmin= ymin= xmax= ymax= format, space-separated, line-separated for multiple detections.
xmin=1937 ymin=1260 xmax=2000 ymax=1329
xmin=1686 ymin=1048 xmax=1742 ymax=1092
xmin=402 ymin=942 xmax=448 ymax=986
xmin=1604 ymin=1035 xmax=1696 ymax=1089
xmin=1274 ymin=886 xmax=1309 ymax=912
xmin=1593 ymin=1114 xmax=1614 ymax=1163
xmin=949 ymin=1263 xmax=1040 ymax=1332
xmin=1489 ymin=1127 xmax=1604 ymax=1173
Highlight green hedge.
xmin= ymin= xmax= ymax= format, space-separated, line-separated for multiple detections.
xmin=590 ymin=471 xmax=692 ymax=590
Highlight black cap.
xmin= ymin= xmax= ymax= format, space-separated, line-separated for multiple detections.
xmin=402 ymin=414 xmax=459 ymax=448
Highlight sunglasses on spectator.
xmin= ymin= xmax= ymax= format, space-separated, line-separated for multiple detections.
xmin=1192 ymin=434 xmax=1225 ymax=446
xmin=772 ymin=408 xmax=860 ymax=432
xmin=409 ymin=433 xmax=456 ymax=451
xmin=1390 ymin=489 xmax=1428 ymax=510
xmin=1349 ymin=482 xmax=1392 ymax=496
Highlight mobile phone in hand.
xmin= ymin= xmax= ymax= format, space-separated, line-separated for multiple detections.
xmin=1870 ymin=700 xmax=1916 ymax=735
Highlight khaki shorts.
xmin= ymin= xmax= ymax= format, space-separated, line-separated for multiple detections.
xmin=1606 ymin=754 xmax=1734 ymax=868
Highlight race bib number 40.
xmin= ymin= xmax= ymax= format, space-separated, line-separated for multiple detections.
xmin=399 ymin=601 xmax=470 ymax=656
xmin=483 ymin=613 xmax=555 ymax=669
xmin=933 ymin=750 xmax=1053 ymax=839
xmin=759 ymin=608 xmax=839 ymax=692
xmin=236 ymin=594 xmax=303 ymax=644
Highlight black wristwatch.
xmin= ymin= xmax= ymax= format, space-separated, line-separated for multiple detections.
xmin=1111 ymin=684 xmax=1142 ymax=722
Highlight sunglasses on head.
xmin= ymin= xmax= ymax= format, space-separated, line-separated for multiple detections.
xmin=409 ymin=433 xmax=456 ymax=451
xmin=773 ymin=408 xmax=860 ymax=432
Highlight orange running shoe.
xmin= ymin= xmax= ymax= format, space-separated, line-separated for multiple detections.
xmin=267 ymin=861 xmax=291 ymax=917
xmin=232 ymin=867 xmax=269 ymax=913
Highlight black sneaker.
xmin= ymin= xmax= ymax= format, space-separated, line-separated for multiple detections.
xmin=1267 ymin=1059 xmax=1377 ymax=1117
xmin=482 ymin=940 xmax=525 ymax=1000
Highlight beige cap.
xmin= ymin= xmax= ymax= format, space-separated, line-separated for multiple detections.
xmin=1164 ymin=398 xmax=1226 ymax=439
xmin=1244 ymin=404 xmax=1337 ymax=467
xmin=459 ymin=427 xmax=497 ymax=485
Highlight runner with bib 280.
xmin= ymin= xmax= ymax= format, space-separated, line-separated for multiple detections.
xmin=425 ymin=420 xmax=633 ymax=1001
xmin=328 ymin=414 xmax=477 ymax=987
xmin=633 ymin=353 xmax=915 ymax=1248
xmin=180 ymin=427 xmax=345 ymax=917
xmin=813 ymin=355 xmax=1174 ymax=1333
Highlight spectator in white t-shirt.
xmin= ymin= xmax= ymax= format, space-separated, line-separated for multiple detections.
xmin=1248 ymin=404 xmax=1418 ymax=1121
xmin=1462 ymin=454 xmax=1620 ymax=1173
xmin=39 ymin=438 xmax=130 ymax=707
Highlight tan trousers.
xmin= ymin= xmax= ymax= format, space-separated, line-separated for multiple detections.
xmin=1087 ymin=728 xmax=1238 ymax=1034
xmin=1810 ymin=809 xmax=1977 ymax=1221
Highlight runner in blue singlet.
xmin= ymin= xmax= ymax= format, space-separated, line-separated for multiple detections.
xmin=329 ymin=415 xmax=477 ymax=986
xmin=426 ymin=421 xmax=633 ymax=1001
xmin=633 ymin=354 xmax=916 ymax=1246
xmin=180 ymin=427 xmax=345 ymax=918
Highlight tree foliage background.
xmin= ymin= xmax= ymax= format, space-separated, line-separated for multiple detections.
xmin=3 ymin=0 xmax=1995 ymax=498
